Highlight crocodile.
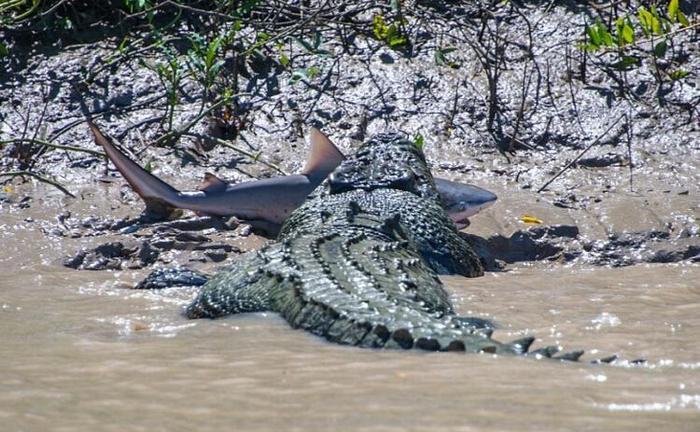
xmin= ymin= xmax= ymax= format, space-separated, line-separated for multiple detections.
xmin=184 ymin=132 xmax=583 ymax=359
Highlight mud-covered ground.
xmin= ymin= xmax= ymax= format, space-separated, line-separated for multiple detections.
xmin=1 ymin=1 xmax=698 ymax=273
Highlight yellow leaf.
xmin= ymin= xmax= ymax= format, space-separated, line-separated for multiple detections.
xmin=521 ymin=215 xmax=543 ymax=224
xmin=2 ymin=186 xmax=12 ymax=193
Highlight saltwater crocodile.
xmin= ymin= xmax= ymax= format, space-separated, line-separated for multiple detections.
xmin=184 ymin=133 xmax=582 ymax=359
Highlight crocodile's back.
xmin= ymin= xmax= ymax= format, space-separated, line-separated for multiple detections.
xmin=270 ymin=221 xmax=504 ymax=352
xmin=280 ymin=188 xmax=484 ymax=277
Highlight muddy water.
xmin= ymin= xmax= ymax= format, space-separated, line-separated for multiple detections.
xmin=2 ymin=187 xmax=699 ymax=431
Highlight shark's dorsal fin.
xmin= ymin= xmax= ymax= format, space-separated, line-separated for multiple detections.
xmin=199 ymin=172 xmax=228 ymax=193
xmin=301 ymin=128 xmax=345 ymax=179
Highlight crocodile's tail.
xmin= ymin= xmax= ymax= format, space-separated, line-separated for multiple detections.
xmin=265 ymin=229 xmax=580 ymax=358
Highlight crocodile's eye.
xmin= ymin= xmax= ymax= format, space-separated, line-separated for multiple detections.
xmin=328 ymin=161 xmax=360 ymax=193
xmin=379 ymin=164 xmax=416 ymax=193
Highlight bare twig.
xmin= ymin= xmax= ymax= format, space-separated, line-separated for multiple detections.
xmin=626 ymin=114 xmax=633 ymax=192
xmin=537 ymin=114 xmax=625 ymax=193
xmin=153 ymin=94 xmax=248 ymax=147
xmin=0 ymin=138 xmax=106 ymax=158
xmin=0 ymin=171 xmax=76 ymax=198
xmin=182 ymin=132 xmax=287 ymax=175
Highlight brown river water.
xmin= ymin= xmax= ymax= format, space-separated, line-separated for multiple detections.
xmin=1 ymin=183 xmax=699 ymax=432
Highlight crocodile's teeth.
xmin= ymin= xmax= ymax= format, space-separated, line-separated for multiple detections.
xmin=508 ymin=336 xmax=535 ymax=354
xmin=390 ymin=328 xmax=414 ymax=349
xmin=415 ymin=337 xmax=441 ymax=351
xmin=553 ymin=350 xmax=584 ymax=362
xmin=479 ymin=345 xmax=498 ymax=354
xmin=446 ymin=340 xmax=466 ymax=352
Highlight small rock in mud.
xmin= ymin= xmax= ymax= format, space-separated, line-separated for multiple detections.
xmin=152 ymin=216 xmax=238 ymax=232
xmin=64 ymin=240 xmax=160 ymax=270
xmin=465 ymin=221 xmax=698 ymax=269
xmin=584 ymin=230 xmax=700 ymax=267
xmin=463 ymin=225 xmax=580 ymax=270
xmin=203 ymin=250 xmax=228 ymax=262
xmin=134 ymin=267 xmax=209 ymax=289
xmin=174 ymin=232 xmax=211 ymax=243
xmin=573 ymin=153 xmax=624 ymax=168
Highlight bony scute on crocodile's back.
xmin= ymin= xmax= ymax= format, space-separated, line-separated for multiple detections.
xmin=186 ymin=133 xmax=581 ymax=359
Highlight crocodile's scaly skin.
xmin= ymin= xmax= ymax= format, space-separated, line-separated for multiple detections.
xmin=185 ymin=134 xmax=576 ymax=357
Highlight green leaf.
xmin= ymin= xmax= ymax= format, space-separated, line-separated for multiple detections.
xmin=649 ymin=6 xmax=663 ymax=35
xmin=257 ymin=32 xmax=270 ymax=44
xmin=373 ymin=15 xmax=387 ymax=40
xmin=668 ymin=0 xmax=679 ymax=22
xmin=586 ymin=23 xmax=602 ymax=45
xmin=435 ymin=47 xmax=459 ymax=68
xmin=385 ymin=24 xmax=406 ymax=47
xmin=638 ymin=7 xmax=653 ymax=36
xmin=279 ymin=53 xmax=290 ymax=67
xmin=144 ymin=160 xmax=153 ymax=173
xmin=610 ymin=55 xmax=641 ymax=70
xmin=295 ymin=37 xmax=315 ymax=53
xmin=290 ymin=66 xmax=322 ymax=83
xmin=373 ymin=14 xmax=407 ymax=49
xmin=413 ymin=133 xmax=425 ymax=151
xmin=678 ymin=11 xmax=689 ymax=27
xmin=307 ymin=66 xmax=320 ymax=79
xmin=654 ymin=40 xmax=667 ymax=58
xmin=586 ymin=20 xmax=615 ymax=47
xmin=669 ymin=69 xmax=689 ymax=80
xmin=0 ymin=42 xmax=8 ymax=58
xmin=615 ymin=17 xmax=635 ymax=45
xmin=622 ymin=22 xmax=635 ymax=44
xmin=577 ymin=43 xmax=599 ymax=53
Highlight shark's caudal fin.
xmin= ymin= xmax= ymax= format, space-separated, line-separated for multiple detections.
xmin=89 ymin=121 xmax=181 ymax=217
xmin=301 ymin=128 xmax=346 ymax=180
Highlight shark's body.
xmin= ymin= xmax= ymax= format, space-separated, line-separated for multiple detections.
xmin=89 ymin=122 xmax=496 ymax=230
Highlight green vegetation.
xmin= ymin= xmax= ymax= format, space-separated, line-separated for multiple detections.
xmin=580 ymin=0 xmax=697 ymax=83
xmin=0 ymin=1 xmax=698 ymax=197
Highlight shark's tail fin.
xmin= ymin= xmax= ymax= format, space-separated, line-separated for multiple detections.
xmin=88 ymin=121 xmax=181 ymax=219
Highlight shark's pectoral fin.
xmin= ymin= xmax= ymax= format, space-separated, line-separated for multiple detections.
xmin=241 ymin=219 xmax=282 ymax=237
xmin=141 ymin=198 xmax=182 ymax=221
xmin=199 ymin=172 xmax=228 ymax=193
xmin=301 ymin=128 xmax=345 ymax=179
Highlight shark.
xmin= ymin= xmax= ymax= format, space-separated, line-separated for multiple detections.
xmin=434 ymin=178 xmax=497 ymax=229
xmin=88 ymin=121 xmax=496 ymax=232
